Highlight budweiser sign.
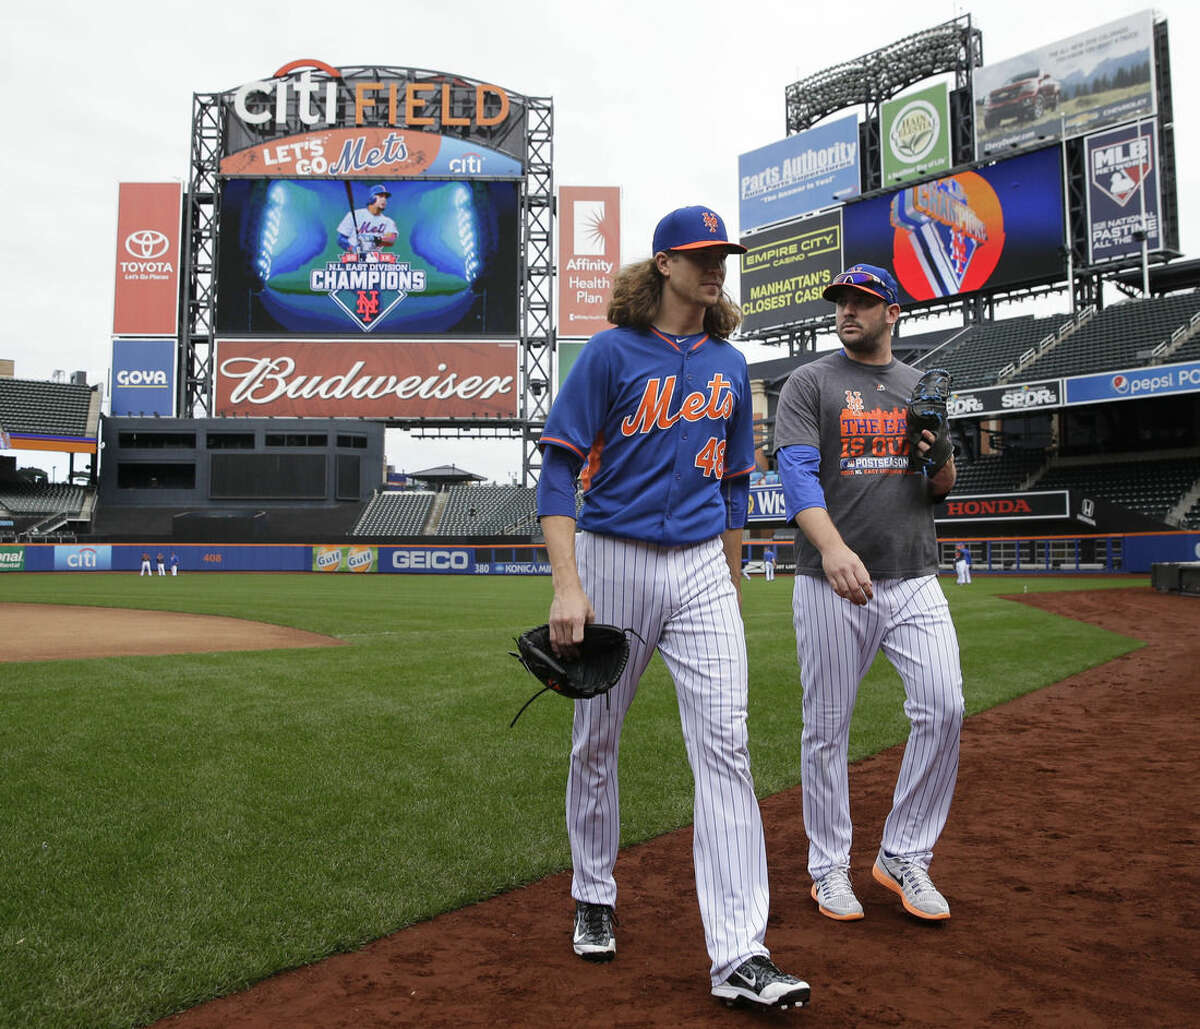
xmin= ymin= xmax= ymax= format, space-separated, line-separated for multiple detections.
xmin=215 ymin=340 xmax=518 ymax=418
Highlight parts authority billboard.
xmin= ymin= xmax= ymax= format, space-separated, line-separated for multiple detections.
xmin=738 ymin=114 xmax=860 ymax=233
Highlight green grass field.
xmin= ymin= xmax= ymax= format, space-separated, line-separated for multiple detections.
xmin=0 ymin=572 xmax=1145 ymax=1028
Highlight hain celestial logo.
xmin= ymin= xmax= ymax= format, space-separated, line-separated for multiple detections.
xmin=890 ymin=172 xmax=1006 ymax=300
xmin=308 ymin=252 xmax=428 ymax=332
xmin=889 ymin=100 xmax=940 ymax=164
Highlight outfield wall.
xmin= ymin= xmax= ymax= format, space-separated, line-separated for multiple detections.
xmin=3 ymin=533 xmax=1199 ymax=575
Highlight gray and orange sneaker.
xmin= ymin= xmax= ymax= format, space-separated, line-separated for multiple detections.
xmin=873 ymin=851 xmax=950 ymax=920
xmin=811 ymin=868 xmax=865 ymax=920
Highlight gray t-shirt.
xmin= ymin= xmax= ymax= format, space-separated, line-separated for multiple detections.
xmin=773 ymin=349 xmax=938 ymax=578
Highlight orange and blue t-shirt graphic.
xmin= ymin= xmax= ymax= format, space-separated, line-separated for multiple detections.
xmin=838 ymin=388 xmax=910 ymax=475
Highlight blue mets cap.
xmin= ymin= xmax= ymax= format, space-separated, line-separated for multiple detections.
xmin=369 ymin=185 xmax=392 ymax=198
xmin=822 ymin=264 xmax=900 ymax=306
xmin=653 ymin=206 xmax=747 ymax=255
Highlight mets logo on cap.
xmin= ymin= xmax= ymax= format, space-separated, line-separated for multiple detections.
xmin=702 ymin=211 xmax=718 ymax=232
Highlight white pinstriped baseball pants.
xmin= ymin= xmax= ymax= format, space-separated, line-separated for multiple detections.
xmin=792 ymin=573 xmax=964 ymax=880
xmin=568 ymin=531 xmax=770 ymax=985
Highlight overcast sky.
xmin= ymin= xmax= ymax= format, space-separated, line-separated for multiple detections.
xmin=2 ymin=1 xmax=1193 ymax=482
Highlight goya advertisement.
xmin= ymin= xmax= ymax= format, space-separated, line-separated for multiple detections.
xmin=841 ymin=146 xmax=1065 ymax=304
xmin=216 ymin=178 xmax=519 ymax=336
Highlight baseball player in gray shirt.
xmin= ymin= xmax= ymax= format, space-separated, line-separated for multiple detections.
xmin=773 ymin=263 xmax=964 ymax=923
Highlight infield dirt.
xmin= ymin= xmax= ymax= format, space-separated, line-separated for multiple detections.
xmin=150 ymin=586 xmax=1197 ymax=1028
xmin=0 ymin=603 xmax=342 ymax=662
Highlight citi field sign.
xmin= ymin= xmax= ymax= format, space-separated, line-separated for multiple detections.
xmin=220 ymin=60 xmax=526 ymax=178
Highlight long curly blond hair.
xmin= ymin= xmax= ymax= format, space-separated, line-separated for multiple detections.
xmin=606 ymin=258 xmax=741 ymax=338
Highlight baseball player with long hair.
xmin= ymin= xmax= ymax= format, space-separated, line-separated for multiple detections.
xmin=535 ymin=206 xmax=809 ymax=1010
xmin=774 ymin=263 xmax=964 ymax=923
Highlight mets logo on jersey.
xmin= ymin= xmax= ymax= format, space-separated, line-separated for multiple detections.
xmin=309 ymin=254 xmax=428 ymax=332
xmin=702 ymin=211 xmax=719 ymax=233
xmin=844 ymin=390 xmax=865 ymax=413
xmin=620 ymin=374 xmax=734 ymax=435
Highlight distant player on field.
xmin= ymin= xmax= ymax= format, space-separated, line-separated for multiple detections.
xmin=337 ymin=185 xmax=398 ymax=258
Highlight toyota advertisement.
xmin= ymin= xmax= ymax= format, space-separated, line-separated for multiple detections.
xmin=216 ymin=178 xmax=519 ymax=336
xmin=112 ymin=182 xmax=183 ymax=336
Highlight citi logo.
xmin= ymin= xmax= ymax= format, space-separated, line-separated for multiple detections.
xmin=117 ymin=369 xmax=169 ymax=387
xmin=448 ymin=153 xmax=484 ymax=174
xmin=125 ymin=229 xmax=170 ymax=260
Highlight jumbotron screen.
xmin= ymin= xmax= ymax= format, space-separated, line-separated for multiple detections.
xmin=216 ymin=178 xmax=520 ymax=336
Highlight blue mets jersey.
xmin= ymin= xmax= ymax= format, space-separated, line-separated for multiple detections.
xmin=539 ymin=325 xmax=755 ymax=545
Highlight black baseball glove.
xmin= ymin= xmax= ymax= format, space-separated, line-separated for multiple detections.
xmin=508 ymin=623 xmax=635 ymax=726
xmin=906 ymin=367 xmax=954 ymax=475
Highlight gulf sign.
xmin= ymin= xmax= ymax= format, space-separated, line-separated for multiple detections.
xmin=1065 ymin=360 xmax=1200 ymax=405
xmin=113 ymin=183 xmax=183 ymax=336
xmin=54 ymin=545 xmax=113 ymax=571
xmin=312 ymin=545 xmax=376 ymax=572
xmin=215 ymin=340 xmax=519 ymax=419
xmin=557 ymin=186 xmax=620 ymax=339
xmin=111 ymin=338 xmax=175 ymax=416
